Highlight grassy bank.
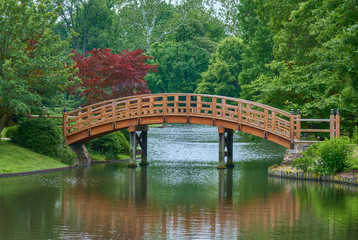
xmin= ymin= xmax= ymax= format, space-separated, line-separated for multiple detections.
xmin=0 ymin=140 xmax=67 ymax=174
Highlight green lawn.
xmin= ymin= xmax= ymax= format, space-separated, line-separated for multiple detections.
xmin=0 ymin=140 xmax=67 ymax=174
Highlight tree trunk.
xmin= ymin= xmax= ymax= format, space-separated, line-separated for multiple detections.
xmin=0 ymin=112 xmax=8 ymax=145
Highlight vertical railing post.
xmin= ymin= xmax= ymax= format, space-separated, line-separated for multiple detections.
xmin=63 ymin=108 xmax=67 ymax=142
xmin=163 ymin=94 xmax=167 ymax=114
xmin=238 ymin=102 xmax=242 ymax=123
xmin=330 ymin=109 xmax=335 ymax=139
xmin=264 ymin=108 xmax=268 ymax=130
xmin=137 ymin=97 xmax=142 ymax=117
xmin=272 ymin=111 xmax=276 ymax=132
xmin=185 ymin=94 xmax=189 ymax=114
xmin=296 ymin=109 xmax=301 ymax=140
xmin=290 ymin=109 xmax=295 ymax=149
xmin=88 ymin=106 xmax=92 ymax=128
xmin=335 ymin=109 xmax=340 ymax=138
xmin=212 ymin=97 xmax=216 ymax=117
xmin=197 ymin=95 xmax=201 ymax=115
xmin=112 ymin=100 xmax=117 ymax=120
xmin=174 ymin=95 xmax=179 ymax=114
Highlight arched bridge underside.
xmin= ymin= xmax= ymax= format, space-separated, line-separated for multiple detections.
xmin=63 ymin=93 xmax=296 ymax=148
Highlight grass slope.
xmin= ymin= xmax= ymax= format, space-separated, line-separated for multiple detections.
xmin=0 ymin=140 xmax=67 ymax=174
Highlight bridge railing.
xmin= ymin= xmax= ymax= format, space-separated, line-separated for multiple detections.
xmin=64 ymin=93 xmax=294 ymax=142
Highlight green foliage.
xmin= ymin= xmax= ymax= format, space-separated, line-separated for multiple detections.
xmin=196 ymin=36 xmax=244 ymax=97
xmin=87 ymin=133 xmax=121 ymax=160
xmin=115 ymin=131 xmax=130 ymax=154
xmin=147 ymin=41 xmax=209 ymax=93
xmin=16 ymin=119 xmax=62 ymax=157
xmin=86 ymin=131 xmax=130 ymax=159
xmin=251 ymin=0 xmax=358 ymax=132
xmin=351 ymin=126 xmax=358 ymax=144
xmin=0 ymin=0 xmax=75 ymax=138
xmin=316 ymin=137 xmax=354 ymax=175
xmin=294 ymin=138 xmax=354 ymax=175
xmin=15 ymin=118 xmax=76 ymax=165
xmin=237 ymin=0 xmax=274 ymax=100
xmin=4 ymin=125 xmax=18 ymax=141
xmin=292 ymin=157 xmax=314 ymax=172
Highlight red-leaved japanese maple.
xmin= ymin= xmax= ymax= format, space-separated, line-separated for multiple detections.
xmin=71 ymin=48 xmax=157 ymax=104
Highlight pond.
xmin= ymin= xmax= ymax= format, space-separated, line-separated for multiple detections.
xmin=1 ymin=124 xmax=358 ymax=239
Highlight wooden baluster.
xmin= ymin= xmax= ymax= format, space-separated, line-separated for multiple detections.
xmin=88 ymin=107 xmax=92 ymax=128
xmin=138 ymin=97 xmax=142 ymax=116
xmin=330 ymin=109 xmax=335 ymax=139
xmin=264 ymin=108 xmax=268 ymax=130
xmin=197 ymin=96 xmax=201 ymax=115
xmin=150 ymin=97 xmax=154 ymax=114
xmin=186 ymin=94 xmax=190 ymax=114
xmin=212 ymin=97 xmax=216 ymax=117
xmin=336 ymin=109 xmax=340 ymax=138
xmin=238 ymin=102 xmax=242 ymax=123
xmin=290 ymin=109 xmax=295 ymax=148
xmin=78 ymin=107 xmax=82 ymax=130
xmin=272 ymin=111 xmax=276 ymax=132
xmin=112 ymin=101 xmax=116 ymax=120
xmin=222 ymin=99 xmax=226 ymax=118
xmin=296 ymin=109 xmax=301 ymax=140
xmin=164 ymin=94 xmax=167 ymax=114
xmin=63 ymin=108 xmax=68 ymax=141
xmin=175 ymin=95 xmax=178 ymax=114
xmin=125 ymin=100 xmax=129 ymax=118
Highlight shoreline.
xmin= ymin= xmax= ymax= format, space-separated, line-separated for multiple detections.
xmin=0 ymin=159 xmax=130 ymax=178
xmin=268 ymin=165 xmax=358 ymax=186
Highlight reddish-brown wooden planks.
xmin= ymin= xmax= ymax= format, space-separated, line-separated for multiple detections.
xmin=63 ymin=93 xmax=340 ymax=148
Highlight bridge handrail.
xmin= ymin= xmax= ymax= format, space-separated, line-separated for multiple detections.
xmin=67 ymin=93 xmax=291 ymax=118
xmin=64 ymin=93 xmax=296 ymax=144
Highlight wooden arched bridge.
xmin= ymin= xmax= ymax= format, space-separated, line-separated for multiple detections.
xmin=62 ymin=93 xmax=340 ymax=168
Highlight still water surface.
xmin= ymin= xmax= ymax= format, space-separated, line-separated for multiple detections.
xmin=1 ymin=124 xmax=358 ymax=239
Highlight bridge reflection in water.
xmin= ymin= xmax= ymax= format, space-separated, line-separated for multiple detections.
xmin=60 ymin=165 xmax=304 ymax=239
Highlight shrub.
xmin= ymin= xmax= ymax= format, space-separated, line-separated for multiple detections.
xmin=121 ymin=129 xmax=130 ymax=142
xmin=316 ymin=137 xmax=353 ymax=174
xmin=86 ymin=133 xmax=122 ymax=160
xmin=352 ymin=126 xmax=358 ymax=144
xmin=4 ymin=125 xmax=19 ymax=141
xmin=115 ymin=131 xmax=130 ymax=154
xmin=292 ymin=156 xmax=315 ymax=172
xmin=292 ymin=137 xmax=354 ymax=175
xmin=16 ymin=118 xmax=62 ymax=157
xmin=15 ymin=118 xmax=76 ymax=165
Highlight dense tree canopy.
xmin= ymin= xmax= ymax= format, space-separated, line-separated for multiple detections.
xmin=249 ymin=0 xmax=358 ymax=131
xmin=146 ymin=41 xmax=209 ymax=93
xmin=0 ymin=0 xmax=74 ymax=137
xmin=2 ymin=0 xmax=358 ymax=136
xmin=196 ymin=37 xmax=244 ymax=97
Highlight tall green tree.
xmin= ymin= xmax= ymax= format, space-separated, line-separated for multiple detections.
xmin=195 ymin=36 xmax=244 ymax=97
xmin=54 ymin=0 xmax=114 ymax=55
xmin=111 ymin=0 xmax=205 ymax=51
xmin=237 ymin=0 xmax=273 ymax=100
xmin=146 ymin=41 xmax=209 ymax=93
xmin=0 ymin=0 xmax=75 ymax=138
xmin=250 ymin=0 xmax=358 ymax=131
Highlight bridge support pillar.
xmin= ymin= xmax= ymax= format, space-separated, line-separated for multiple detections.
xmin=218 ymin=127 xmax=234 ymax=169
xmin=128 ymin=125 xmax=149 ymax=168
